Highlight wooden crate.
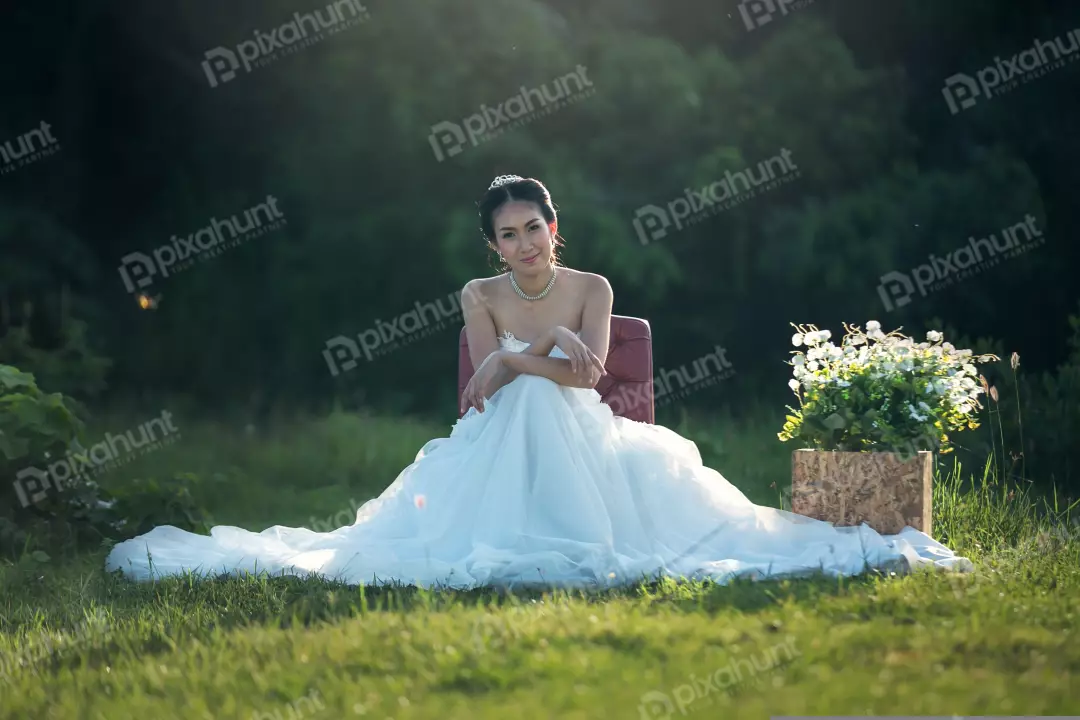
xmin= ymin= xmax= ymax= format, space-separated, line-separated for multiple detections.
xmin=790 ymin=449 xmax=932 ymax=535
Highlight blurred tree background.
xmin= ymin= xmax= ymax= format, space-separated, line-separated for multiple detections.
xmin=2 ymin=0 xmax=1078 ymax=491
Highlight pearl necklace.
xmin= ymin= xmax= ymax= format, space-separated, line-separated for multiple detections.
xmin=510 ymin=265 xmax=556 ymax=301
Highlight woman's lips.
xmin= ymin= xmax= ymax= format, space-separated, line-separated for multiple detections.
xmin=521 ymin=254 xmax=539 ymax=264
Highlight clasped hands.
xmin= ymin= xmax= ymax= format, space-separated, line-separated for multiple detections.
xmin=460 ymin=326 xmax=606 ymax=414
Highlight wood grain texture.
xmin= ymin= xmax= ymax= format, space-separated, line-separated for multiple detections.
xmin=791 ymin=449 xmax=932 ymax=535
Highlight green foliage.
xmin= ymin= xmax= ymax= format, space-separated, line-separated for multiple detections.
xmin=0 ymin=366 xmax=212 ymax=557
xmin=0 ymin=319 xmax=112 ymax=400
xmin=1026 ymin=307 xmax=1080 ymax=485
xmin=926 ymin=306 xmax=1080 ymax=490
xmin=778 ymin=322 xmax=998 ymax=453
xmin=0 ymin=364 xmax=98 ymax=556
xmin=105 ymin=472 xmax=215 ymax=537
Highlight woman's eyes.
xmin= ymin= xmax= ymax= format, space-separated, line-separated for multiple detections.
xmin=501 ymin=225 xmax=540 ymax=239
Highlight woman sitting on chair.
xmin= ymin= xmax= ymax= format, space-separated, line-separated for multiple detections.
xmin=106 ymin=175 xmax=972 ymax=589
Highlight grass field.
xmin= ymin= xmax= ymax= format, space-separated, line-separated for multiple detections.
xmin=1 ymin=408 xmax=1078 ymax=719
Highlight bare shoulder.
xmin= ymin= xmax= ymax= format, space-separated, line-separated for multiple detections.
xmin=461 ymin=275 xmax=505 ymax=309
xmin=563 ymin=269 xmax=613 ymax=302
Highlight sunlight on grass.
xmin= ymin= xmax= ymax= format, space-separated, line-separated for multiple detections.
xmin=1 ymin=410 xmax=1078 ymax=718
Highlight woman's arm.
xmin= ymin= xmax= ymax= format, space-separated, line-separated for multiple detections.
xmin=500 ymin=352 xmax=600 ymax=389
xmin=460 ymin=280 xmax=562 ymax=399
xmin=485 ymin=327 xmax=559 ymax=395
xmin=501 ymin=275 xmax=614 ymax=390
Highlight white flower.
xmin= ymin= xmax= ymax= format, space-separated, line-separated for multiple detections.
xmin=807 ymin=361 xmax=819 ymax=371
xmin=836 ymin=379 xmax=851 ymax=387
xmin=788 ymin=379 xmax=800 ymax=391
xmin=926 ymin=330 xmax=942 ymax=342
xmin=866 ymin=320 xmax=881 ymax=332
xmin=792 ymin=355 xmax=806 ymax=366
xmin=792 ymin=333 xmax=804 ymax=347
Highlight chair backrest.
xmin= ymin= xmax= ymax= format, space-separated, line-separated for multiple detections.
xmin=457 ymin=315 xmax=654 ymax=424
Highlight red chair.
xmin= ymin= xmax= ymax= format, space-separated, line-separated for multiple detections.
xmin=457 ymin=315 xmax=655 ymax=424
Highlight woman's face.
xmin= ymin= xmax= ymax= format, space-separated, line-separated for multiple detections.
xmin=490 ymin=200 xmax=554 ymax=275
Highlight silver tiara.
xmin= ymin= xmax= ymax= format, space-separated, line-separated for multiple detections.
xmin=489 ymin=174 xmax=524 ymax=190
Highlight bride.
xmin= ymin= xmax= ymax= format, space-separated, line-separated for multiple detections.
xmin=106 ymin=175 xmax=972 ymax=589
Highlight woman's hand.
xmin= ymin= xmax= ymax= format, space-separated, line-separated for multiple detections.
xmin=552 ymin=326 xmax=606 ymax=383
xmin=461 ymin=350 xmax=505 ymax=414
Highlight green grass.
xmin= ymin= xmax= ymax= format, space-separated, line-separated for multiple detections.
xmin=1 ymin=410 xmax=1079 ymax=719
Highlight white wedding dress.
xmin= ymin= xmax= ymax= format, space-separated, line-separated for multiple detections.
xmin=106 ymin=333 xmax=973 ymax=588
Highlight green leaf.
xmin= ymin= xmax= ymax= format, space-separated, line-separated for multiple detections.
xmin=30 ymin=550 xmax=50 ymax=563
xmin=823 ymin=413 xmax=847 ymax=430
xmin=0 ymin=429 xmax=29 ymax=460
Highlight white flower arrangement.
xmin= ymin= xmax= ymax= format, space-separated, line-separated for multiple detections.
xmin=778 ymin=321 xmax=999 ymax=454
